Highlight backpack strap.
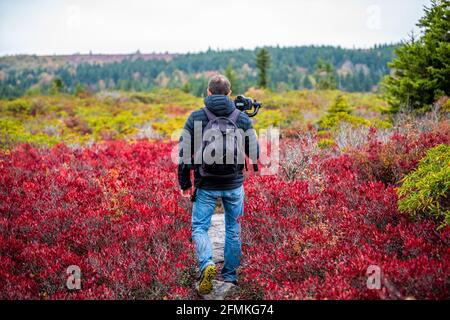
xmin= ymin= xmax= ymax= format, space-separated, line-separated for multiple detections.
xmin=203 ymin=107 xmax=240 ymax=124
xmin=228 ymin=108 xmax=241 ymax=124
xmin=202 ymin=107 xmax=217 ymax=121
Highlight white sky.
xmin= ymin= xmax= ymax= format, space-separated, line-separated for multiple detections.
xmin=0 ymin=0 xmax=431 ymax=55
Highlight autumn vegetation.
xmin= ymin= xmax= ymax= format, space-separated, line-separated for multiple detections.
xmin=0 ymin=0 xmax=449 ymax=301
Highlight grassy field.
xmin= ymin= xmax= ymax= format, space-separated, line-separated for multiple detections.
xmin=0 ymin=88 xmax=392 ymax=149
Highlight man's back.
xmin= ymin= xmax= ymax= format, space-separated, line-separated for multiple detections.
xmin=178 ymin=94 xmax=259 ymax=191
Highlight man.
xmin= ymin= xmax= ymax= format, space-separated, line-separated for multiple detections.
xmin=178 ymin=74 xmax=259 ymax=295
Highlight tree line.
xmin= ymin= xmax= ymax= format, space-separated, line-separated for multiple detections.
xmin=0 ymin=44 xmax=396 ymax=98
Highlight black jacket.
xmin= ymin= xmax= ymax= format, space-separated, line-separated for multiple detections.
xmin=178 ymin=95 xmax=259 ymax=190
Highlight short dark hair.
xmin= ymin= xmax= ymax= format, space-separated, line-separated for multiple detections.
xmin=208 ymin=74 xmax=231 ymax=95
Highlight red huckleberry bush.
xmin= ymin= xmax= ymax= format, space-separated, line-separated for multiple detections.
xmin=239 ymin=122 xmax=450 ymax=299
xmin=0 ymin=141 xmax=196 ymax=299
xmin=0 ymin=120 xmax=449 ymax=299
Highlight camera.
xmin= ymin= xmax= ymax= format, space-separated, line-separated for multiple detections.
xmin=234 ymin=95 xmax=262 ymax=117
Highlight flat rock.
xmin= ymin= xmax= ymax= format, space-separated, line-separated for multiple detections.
xmin=197 ymin=280 xmax=238 ymax=300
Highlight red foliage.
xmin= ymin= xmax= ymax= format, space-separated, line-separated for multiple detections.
xmin=240 ymin=124 xmax=450 ymax=299
xmin=0 ymin=141 xmax=196 ymax=299
xmin=353 ymin=122 xmax=450 ymax=184
xmin=1 ymin=121 xmax=449 ymax=299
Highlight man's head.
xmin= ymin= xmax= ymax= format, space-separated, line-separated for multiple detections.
xmin=207 ymin=74 xmax=231 ymax=96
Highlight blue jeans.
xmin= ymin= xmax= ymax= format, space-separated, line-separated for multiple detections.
xmin=192 ymin=186 xmax=244 ymax=282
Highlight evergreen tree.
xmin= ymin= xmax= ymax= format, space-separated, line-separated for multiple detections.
xmin=50 ymin=78 xmax=64 ymax=95
xmin=383 ymin=0 xmax=450 ymax=112
xmin=315 ymin=58 xmax=337 ymax=90
xmin=181 ymin=81 xmax=191 ymax=93
xmin=256 ymin=48 xmax=271 ymax=88
xmin=303 ymin=75 xmax=314 ymax=89
xmin=328 ymin=95 xmax=352 ymax=115
xmin=224 ymin=63 xmax=240 ymax=94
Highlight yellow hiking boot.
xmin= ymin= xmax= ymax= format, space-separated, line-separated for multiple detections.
xmin=198 ymin=265 xmax=217 ymax=295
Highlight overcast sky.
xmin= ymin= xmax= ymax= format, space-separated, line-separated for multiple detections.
xmin=0 ymin=0 xmax=431 ymax=56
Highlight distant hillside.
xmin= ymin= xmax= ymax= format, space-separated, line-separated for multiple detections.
xmin=0 ymin=45 xmax=397 ymax=98
xmin=0 ymin=52 xmax=176 ymax=72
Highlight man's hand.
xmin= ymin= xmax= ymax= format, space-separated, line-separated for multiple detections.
xmin=181 ymin=188 xmax=193 ymax=198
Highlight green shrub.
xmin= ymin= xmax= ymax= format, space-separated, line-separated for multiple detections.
xmin=319 ymin=113 xmax=370 ymax=130
xmin=397 ymin=144 xmax=450 ymax=229
xmin=441 ymin=97 xmax=450 ymax=113
xmin=317 ymin=95 xmax=371 ymax=130
xmin=327 ymin=95 xmax=352 ymax=115
xmin=0 ymin=118 xmax=59 ymax=148
xmin=4 ymin=99 xmax=32 ymax=114
xmin=317 ymin=138 xmax=335 ymax=149
xmin=370 ymin=118 xmax=393 ymax=129
xmin=152 ymin=116 xmax=186 ymax=137
xmin=254 ymin=109 xmax=287 ymax=131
